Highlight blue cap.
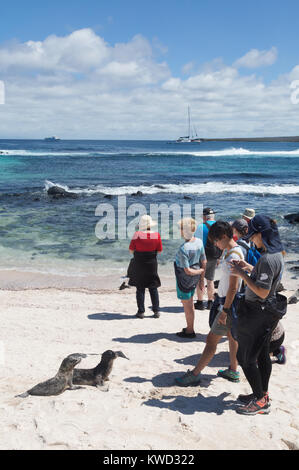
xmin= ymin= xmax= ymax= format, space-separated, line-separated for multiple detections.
xmin=244 ymin=214 xmax=284 ymax=254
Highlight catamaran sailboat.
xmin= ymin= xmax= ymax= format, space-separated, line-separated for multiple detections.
xmin=176 ymin=106 xmax=201 ymax=143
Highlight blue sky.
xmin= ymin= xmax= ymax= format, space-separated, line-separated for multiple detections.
xmin=1 ymin=0 xmax=297 ymax=80
xmin=1 ymin=0 xmax=299 ymax=138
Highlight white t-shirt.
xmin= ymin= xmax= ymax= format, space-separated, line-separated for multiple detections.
xmin=217 ymin=246 xmax=244 ymax=298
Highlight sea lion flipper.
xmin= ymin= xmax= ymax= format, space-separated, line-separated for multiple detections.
xmin=95 ymin=375 xmax=109 ymax=391
xmin=15 ymin=392 xmax=29 ymax=398
xmin=68 ymin=385 xmax=84 ymax=391
xmin=96 ymin=384 xmax=109 ymax=392
xmin=95 ymin=376 xmax=105 ymax=387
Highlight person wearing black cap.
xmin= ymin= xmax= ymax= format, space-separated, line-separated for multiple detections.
xmin=194 ymin=208 xmax=221 ymax=310
xmin=230 ymin=214 xmax=286 ymax=416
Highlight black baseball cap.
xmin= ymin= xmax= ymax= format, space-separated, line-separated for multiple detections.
xmin=244 ymin=214 xmax=272 ymax=240
xmin=244 ymin=214 xmax=284 ymax=254
xmin=203 ymin=207 xmax=216 ymax=216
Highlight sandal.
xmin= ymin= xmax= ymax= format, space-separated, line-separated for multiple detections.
xmin=176 ymin=328 xmax=196 ymax=339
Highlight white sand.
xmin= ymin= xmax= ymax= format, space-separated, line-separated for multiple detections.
xmin=0 ymin=276 xmax=299 ymax=450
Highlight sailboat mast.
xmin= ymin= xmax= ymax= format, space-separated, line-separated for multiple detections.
xmin=188 ymin=106 xmax=191 ymax=138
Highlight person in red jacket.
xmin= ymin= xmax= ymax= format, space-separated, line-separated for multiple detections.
xmin=128 ymin=215 xmax=163 ymax=318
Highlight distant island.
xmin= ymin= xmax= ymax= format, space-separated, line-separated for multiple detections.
xmin=200 ymin=136 xmax=299 ymax=142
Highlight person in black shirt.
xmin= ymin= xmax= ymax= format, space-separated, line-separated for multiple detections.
xmin=230 ymin=215 xmax=286 ymax=416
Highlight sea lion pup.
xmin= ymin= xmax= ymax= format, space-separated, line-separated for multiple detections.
xmin=16 ymin=353 xmax=87 ymax=398
xmin=73 ymin=350 xmax=129 ymax=388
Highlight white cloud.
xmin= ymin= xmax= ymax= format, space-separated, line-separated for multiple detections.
xmin=0 ymin=29 xmax=108 ymax=72
xmin=0 ymin=31 xmax=298 ymax=139
xmin=234 ymin=47 xmax=277 ymax=69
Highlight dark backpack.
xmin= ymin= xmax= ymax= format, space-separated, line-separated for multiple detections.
xmin=204 ymin=222 xmax=222 ymax=260
xmin=237 ymin=239 xmax=261 ymax=266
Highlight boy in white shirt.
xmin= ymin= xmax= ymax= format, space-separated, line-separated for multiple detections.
xmin=175 ymin=221 xmax=244 ymax=386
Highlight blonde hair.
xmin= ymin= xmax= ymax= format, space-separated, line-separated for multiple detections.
xmin=178 ymin=218 xmax=197 ymax=239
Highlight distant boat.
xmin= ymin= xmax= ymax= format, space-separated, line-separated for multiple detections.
xmin=176 ymin=106 xmax=201 ymax=143
xmin=44 ymin=136 xmax=61 ymax=142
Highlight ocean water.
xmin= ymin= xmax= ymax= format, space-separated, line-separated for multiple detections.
xmin=0 ymin=139 xmax=298 ymax=276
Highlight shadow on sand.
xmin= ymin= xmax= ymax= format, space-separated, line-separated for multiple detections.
xmin=159 ymin=306 xmax=185 ymax=313
xmin=113 ymin=332 xmax=207 ymax=344
xmin=88 ymin=305 xmax=185 ymax=320
xmin=143 ymin=391 xmax=237 ymax=415
xmin=88 ymin=312 xmax=135 ymax=321
xmin=124 ymin=370 xmax=214 ymax=389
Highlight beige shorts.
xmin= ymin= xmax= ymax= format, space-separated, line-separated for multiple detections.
xmin=210 ymin=308 xmax=233 ymax=336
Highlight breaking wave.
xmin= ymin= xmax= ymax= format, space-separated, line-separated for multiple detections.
xmin=44 ymin=180 xmax=299 ymax=196
xmin=2 ymin=147 xmax=299 ymax=158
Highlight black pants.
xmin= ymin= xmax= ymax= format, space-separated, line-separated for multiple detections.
xmin=136 ymin=287 xmax=159 ymax=313
xmin=237 ymin=300 xmax=280 ymax=400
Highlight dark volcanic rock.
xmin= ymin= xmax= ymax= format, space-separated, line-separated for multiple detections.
xmin=131 ymin=191 xmax=143 ymax=196
xmin=290 ymin=266 xmax=299 ymax=272
xmin=288 ymin=295 xmax=298 ymax=304
xmin=284 ymin=213 xmax=299 ymax=224
xmin=47 ymin=186 xmax=79 ymax=199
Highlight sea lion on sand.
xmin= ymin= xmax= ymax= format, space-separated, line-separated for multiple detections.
xmin=16 ymin=353 xmax=87 ymax=398
xmin=73 ymin=350 xmax=129 ymax=388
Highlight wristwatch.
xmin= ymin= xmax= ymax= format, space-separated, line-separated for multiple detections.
xmin=222 ymin=307 xmax=232 ymax=314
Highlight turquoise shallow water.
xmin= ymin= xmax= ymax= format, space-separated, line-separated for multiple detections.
xmin=0 ymin=139 xmax=298 ymax=275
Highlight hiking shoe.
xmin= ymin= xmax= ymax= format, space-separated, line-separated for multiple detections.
xmin=194 ymin=300 xmax=205 ymax=310
xmin=176 ymin=328 xmax=196 ymax=339
xmin=207 ymin=300 xmax=214 ymax=310
xmin=153 ymin=311 xmax=160 ymax=318
xmin=237 ymin=393 xmax=255 ymax=405
xmin=275 ymin=346 xmax=287 ymax=365
xmin=174 ymin=370 xmax=201 ymax=387
xmin=217 ymin=368 xmax=240 ymax=383
xmin=237 ymin=392 xmax=270 ymax=406
xmin=136 ymin=311 xmax=145 ymax=319
xmin=236 ymin=397 xmax=270 ymax=415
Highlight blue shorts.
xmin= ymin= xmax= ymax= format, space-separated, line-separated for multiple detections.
xmin=176 ymin=282 xmax=195 ymax=300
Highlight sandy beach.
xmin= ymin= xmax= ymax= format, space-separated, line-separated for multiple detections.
xmin=0 ymin=268 xmax=298 ymax=451
xmin=2 ymin=0 xmax=299 ymax=454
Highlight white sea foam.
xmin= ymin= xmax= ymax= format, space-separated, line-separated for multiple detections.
xmin=1 ymin=149 xmax=88 ymax=156
xmin=44 ymin=180 xmax=299 ymax=196
xmin=3 ymin=147 xmax=299 ymax=158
